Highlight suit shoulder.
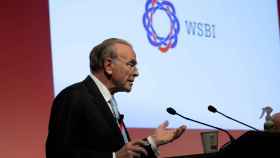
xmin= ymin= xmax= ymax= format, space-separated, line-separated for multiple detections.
xmin=52 ymin=82 xmax=88 ymax=107
xmin=56 ymin=82 xmax=86 ymax=98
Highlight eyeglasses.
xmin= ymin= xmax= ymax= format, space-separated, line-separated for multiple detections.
xmin=114 ymin=57 xmax=138 ymax=71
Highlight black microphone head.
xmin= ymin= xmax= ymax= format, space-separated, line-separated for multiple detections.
xmin=208 ymin=105 xmax=217 ymax=113
xmin=166 ymin=107 xmax=177 ymax=115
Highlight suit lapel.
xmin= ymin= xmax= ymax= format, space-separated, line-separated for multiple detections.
xmin=82 ymin=76 xmax=127 ymax=145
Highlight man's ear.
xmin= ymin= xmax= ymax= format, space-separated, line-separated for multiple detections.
xmin=104 ymin=57 xmax=114 ymax=75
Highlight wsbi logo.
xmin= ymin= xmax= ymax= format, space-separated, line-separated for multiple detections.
xmin=142 ymin=0 xmax=216 ymax=53
xmin=185 ymin=20 xmax=216 ymax=39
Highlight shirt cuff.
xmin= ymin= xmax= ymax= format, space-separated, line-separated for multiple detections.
xmin=147 ymin=136 xmax=160 ymax=156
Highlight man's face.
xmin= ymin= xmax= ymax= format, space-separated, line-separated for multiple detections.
xmin=110 ymin=43 xmax=139 ymax=92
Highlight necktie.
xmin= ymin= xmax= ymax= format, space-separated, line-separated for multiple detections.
xmin=110 ymin=96 xmax=129 ymax=143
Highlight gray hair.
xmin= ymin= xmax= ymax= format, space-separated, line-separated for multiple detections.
xmin=89 ymin=38 xmax=132 ymax=72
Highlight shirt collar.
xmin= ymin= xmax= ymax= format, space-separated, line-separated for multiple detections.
xmin=89 ymin=73 xmax=112 ymax=102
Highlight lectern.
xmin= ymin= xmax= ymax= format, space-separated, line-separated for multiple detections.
xmin=167 ymin=131 xmax=280 ymax=158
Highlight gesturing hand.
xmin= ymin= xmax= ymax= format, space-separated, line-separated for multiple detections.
xmin=116 ymin=140 xmax=148 ymax=158
xmin=151 ymin=121 xmax=186 ymax=146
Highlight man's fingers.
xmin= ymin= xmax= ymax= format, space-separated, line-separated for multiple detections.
xmin=173 ymin=125 xmax=187 ymax=139
xmin=178 ymin=125 xmax=187 ymax=134
xmin=128 ymin=150 xmax=141 ymax=158
xmin=131 ymin=140 xmax=148 ymax=147
xmin=159 ymin=120 xmax=169 ymax=129
xmin=129 ymin=141 xmax=148 ymax=156
xmin=129 ymin=145 xmax=148 ymax=156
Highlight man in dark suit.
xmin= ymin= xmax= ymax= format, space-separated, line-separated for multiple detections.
xmin=46 ymin=38 xmax=186 ymax=158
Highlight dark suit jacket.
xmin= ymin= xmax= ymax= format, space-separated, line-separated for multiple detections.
xmin=46 ymin=76 xmax=156 ymax=158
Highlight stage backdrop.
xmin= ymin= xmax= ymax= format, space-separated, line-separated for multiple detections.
xmin=0 ymin=0 xmax=279 ymax=158
xmin=49 ymin=0 xmax=280 ymax=130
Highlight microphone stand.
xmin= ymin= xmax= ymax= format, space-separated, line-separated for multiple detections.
xmin=174 ymin=112 xmax=235 ymax=142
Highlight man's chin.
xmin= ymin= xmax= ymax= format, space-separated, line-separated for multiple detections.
xmin=124 ymin=87 xmax=132 ymax=92
xmin=117 ymin=86 xmax=132 ymax=93
xmin=125 ymin=84 xmax=134 ymax=92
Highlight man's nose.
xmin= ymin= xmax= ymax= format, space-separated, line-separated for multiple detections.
xmin=133 ymin=67 xmax=139 ymax=77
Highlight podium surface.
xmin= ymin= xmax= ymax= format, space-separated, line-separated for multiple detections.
xmin=167 ymin=131 xmax=280 ymax=158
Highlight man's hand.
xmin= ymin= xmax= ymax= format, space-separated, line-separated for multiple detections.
xmin=151 ymin=121 xmax=186 ymax=146
xmin=116 ymin=140 xmax=148 ymax=158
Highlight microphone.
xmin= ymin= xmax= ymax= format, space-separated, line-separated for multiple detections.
xmin=166 ymin=107 xmax=235 ymax=142
xmin=208 ymin=105 xmax=260 ymax=131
